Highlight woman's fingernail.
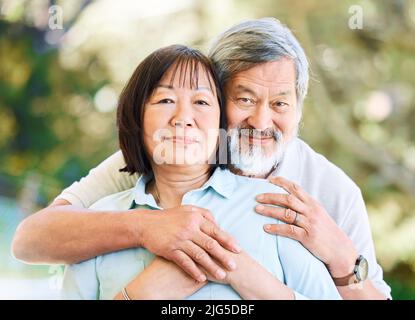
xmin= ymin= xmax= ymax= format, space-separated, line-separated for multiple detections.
xmin=256 ymin=205 xmax=264 ymax=211
xmin=256 ymin=194 xmax=264 ymax=201
xmin=264 ymin=224 xmax=271 ymax=231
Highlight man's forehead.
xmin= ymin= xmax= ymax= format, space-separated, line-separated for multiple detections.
xmin=227 ymin=78 xmax=295 ymax=97
xmin=229 ymin=59 xmax=296 ymax=88
xmin=231 ymin=78 xmax=294 ymax=88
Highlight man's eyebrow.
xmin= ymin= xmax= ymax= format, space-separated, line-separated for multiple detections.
xmin=233 ymin=85 xmax=291 ymax=96
xmin=155 ymin=84 xmax=213 ymax=93
xmin=273 ymin=90 xmax=292 ymax=96
xmin=233 ymin=85 xmax=257 ymax=96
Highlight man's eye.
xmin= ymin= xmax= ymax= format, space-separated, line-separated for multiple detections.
xmin=273 ymin=101 xmax=288 ymax=108
xmin=236 ymin=97 xmax=255 ymax=106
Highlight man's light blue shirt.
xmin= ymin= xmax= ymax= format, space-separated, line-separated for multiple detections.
xmin=61 ymin=168 xmax=341 ymax=300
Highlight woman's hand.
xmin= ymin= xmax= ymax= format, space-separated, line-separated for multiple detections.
xmin=255 ymin=176 xmax=358 ymax=278
xmin=114 ymin=257 xmax=206 ymax=300
xmin=138 ymin=205 xmax=241 ymax=282
xmin=204 ymin=250 xmax=294 ymax=300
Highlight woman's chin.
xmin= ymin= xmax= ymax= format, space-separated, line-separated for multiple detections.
xmin=151 ymin=145 xmax=215 ymax=166
xmin=152 ymin=154 xmax=209 ymax=166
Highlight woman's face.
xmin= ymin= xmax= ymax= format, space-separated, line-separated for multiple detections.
xmin=143 ymin=62 xmax=220 ymax=167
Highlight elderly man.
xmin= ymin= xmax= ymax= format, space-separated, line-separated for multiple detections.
xmin=12 ymin=18 xmax=391 ymax=299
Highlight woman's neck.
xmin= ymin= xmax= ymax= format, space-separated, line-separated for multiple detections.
xmin=148 ymin=164 xmax=212 ymax=208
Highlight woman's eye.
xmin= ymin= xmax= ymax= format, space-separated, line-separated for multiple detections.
xmin=158 ymin=98 xmax=174 ymax=104
xmin=195 ymin=100 xmax=210 ymax=106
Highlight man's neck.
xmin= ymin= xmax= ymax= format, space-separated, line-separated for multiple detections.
xmin=149 ymin=164 xmax=212 ymax=208
xmin=228 ymin=165 xmax=277 ymax=179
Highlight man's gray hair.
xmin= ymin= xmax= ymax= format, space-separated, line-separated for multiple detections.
xmin=208 ymin=17 xmax=309 ymax=108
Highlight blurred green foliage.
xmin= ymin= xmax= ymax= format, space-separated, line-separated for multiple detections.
xmin=0 ymin=0 xmax=414 ymax=299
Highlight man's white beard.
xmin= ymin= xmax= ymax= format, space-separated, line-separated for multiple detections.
xmin=228 ymin=127 xmax=295 ymax=177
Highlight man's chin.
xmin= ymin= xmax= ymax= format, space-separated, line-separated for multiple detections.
xmin=228 ymin=151 xmax=280 ymax=178
xmin=241 ymin=143 xmax=279 ymax=158
xmin=228 ymin=142 xmax=288 ymax=177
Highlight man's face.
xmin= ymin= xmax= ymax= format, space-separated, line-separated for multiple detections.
xmin=225 ymin=58 xmax=301 ymax=177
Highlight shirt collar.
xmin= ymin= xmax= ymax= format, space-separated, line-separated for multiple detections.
xmin=132 ymin=167 xmax=237 ymax=209
xmin=203 ymin=167 xmax=237 ymax=199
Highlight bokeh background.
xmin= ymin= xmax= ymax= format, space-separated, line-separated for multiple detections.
xmin=0 ymin=0 xmax=414 ymax=299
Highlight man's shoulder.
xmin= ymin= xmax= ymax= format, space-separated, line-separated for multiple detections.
xmin=289 ymin=139 xmax=366 ymax=224
xmin=88 ymin=188 xmax=135 ymax=211
xmin=296 ymin=139 xmax=360 ymax=191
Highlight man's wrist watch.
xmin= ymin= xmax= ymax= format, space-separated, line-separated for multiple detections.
xmin=332 ymin=255 xmax=369 ymax=286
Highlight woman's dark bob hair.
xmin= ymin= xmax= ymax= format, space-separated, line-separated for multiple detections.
xmin=117 ymin=44 xmax=225 ymax=175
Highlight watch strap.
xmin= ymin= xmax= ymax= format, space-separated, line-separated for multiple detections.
xmin=332 ymin=255 xmax=364 ymax=287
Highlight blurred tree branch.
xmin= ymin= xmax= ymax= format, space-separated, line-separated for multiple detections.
xmin=291 ymin=10 xmax=415 ymax=196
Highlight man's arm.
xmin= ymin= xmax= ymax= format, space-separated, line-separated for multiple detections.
xmin=12 ymin=150 xmax=241 ymax=281
xmin=55 ymin=150 xmax=138 ymax=208
xmin=12 ymin=200 xmax=241 ymax=282
xmin=256 ymin=176 xmax=391 ymax=299
xmin=13 ymin=150 xmax=139 ymax=264
xmin=12 ymin=199 xmax=141 ymax=265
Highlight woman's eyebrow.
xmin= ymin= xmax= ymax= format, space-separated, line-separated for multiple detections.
xmin=155 ymin=84 xmax=174 ymax=90
xmin=155 ymin=84 xmax=213 ymax=93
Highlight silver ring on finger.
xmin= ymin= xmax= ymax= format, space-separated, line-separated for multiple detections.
xmin=293 ymin=211 xmax=300 ymax=225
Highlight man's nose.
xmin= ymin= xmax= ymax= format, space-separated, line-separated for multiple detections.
xmin=170 ymin=100 xmax=195 ymax=128
xmin=246 ymin=103 xmax=273 ymax=131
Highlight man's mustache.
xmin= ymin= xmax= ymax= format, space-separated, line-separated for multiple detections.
xmin=236 ymin=127 xmax=282 ymax=141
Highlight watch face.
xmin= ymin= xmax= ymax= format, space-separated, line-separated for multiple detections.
xmin=355 ymin=255 xmax=369 ymax=281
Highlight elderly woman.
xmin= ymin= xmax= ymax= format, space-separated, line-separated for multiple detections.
xmin=61 ymin=44 xmax=340 ymax=300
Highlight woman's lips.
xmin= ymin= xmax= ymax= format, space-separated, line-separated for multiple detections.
xmin=163 ymin=136 xmax=200 ymax=144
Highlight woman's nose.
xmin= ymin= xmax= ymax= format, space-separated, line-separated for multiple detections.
xmin=170 ymin=101 xmax=195 ymax=128
xmin=173 ymin=119 xmax=193 ymax=128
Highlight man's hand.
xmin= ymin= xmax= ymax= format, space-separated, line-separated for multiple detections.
xmin=255 ymin=176 xmax=358 ymax=278
xmin=136 ymin=205 xmax=241 ymax=282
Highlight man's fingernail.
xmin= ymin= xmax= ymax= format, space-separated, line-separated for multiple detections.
xmin=264 ymin=224 xmax=271 ymax=231
xmin=228 ymin=261 xmax=237 ymax=270
xmin=256 ymin=194 xmax=264 ymax=201
xmin=198 ymin=275 xmax=206 ymax=282
xmin=216 ymin=269 xmax=226 ymax=279
xmin=233 ymin=244 xmax=242 ymax=253
xmin=256 ymin=205 xmax=264 ymax=211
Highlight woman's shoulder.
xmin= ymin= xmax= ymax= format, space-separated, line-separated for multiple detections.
xmin=218 ymin=168 xmax=287 ymax=196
